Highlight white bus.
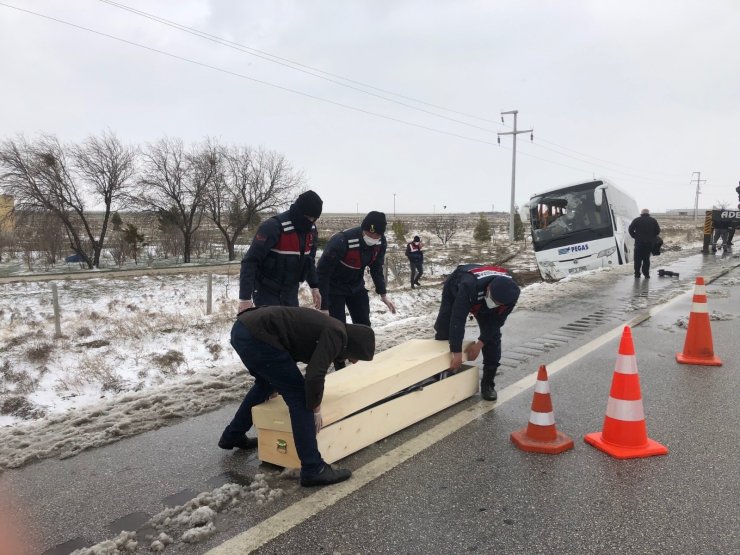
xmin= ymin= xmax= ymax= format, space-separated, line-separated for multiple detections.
xmin=522 ymin=178 xmax=639 ymax=281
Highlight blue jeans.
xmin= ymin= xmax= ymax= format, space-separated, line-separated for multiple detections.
xmin=223 ymin=320 xmax=324 ymax=476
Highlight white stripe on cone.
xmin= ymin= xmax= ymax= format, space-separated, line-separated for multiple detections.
xmin=694 ymin=284 xmax=706 ymax=295
xmin=606 ymin=397 xmax=645 ymax=422
xmin=690 ymin=303 xmax=709 ymax=313
xmin=529 ymin=410 xmax=555 ymax=426
xmin=615 ymin=354 xmax=639 ymax=375
xmin=534 ymin=380 xmax=550 ymax=394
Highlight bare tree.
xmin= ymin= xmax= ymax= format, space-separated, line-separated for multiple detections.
xmin=0 ymin=133 xmax=134 ymax=269
xmin=426 ymin=214 xmax=459 ymax=246
xmin=72 ymin=130 xmax=136 ymax=267
xmin=138 ymin=138 xmax=218 ymax=263
xmin=204 ymin=145 xmax=299 ymax=261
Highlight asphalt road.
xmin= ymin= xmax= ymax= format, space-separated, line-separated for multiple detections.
xmin=2 ymin=250 xmax=738 ymax=554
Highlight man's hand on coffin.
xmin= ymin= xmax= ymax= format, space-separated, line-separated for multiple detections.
xmin=465 ymin=341 xmax=483 ymax=362
xmin=313 ymin=406 xmax=323 ymax=434
xmin=450 ymin=352 xmax=463 ymax=370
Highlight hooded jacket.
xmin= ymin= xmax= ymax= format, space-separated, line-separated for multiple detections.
xmin=239 ymin=209 xmax=319 ymax=300
xmin=236 ymin=306 xmax=374 ymax=409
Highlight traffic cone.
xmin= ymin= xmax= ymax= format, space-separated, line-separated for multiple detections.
xmin=511 ymin=365 xmax=573 ymax=454
xmin=676 ymin=276 xmax=722 ymax=366
xmin=584 ymin=326 xmax=668 ymax=459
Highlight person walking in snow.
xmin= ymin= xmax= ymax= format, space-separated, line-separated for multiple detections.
xmin=237 ymin=190 xmax=323 ymax=312
xmin=219 ymin=306 xmax=375 ymax=487
xmin=433 ymin=264 xmax=520 ymax=401
xmin=317 ymin=210 xmax=396 ymax=368
xmin=628 ymin=208 xmax=661 ymax=279
xmin=405 ymin=235 xmax=424 ymax=288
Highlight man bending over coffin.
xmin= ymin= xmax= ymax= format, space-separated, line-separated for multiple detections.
xmin=219 ymin=306 xmax=375 ymax=487
xmin=433 ymin=264 xmax=521 ymax=402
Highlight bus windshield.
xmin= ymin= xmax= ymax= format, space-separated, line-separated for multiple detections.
xmin=529 ymin=184 xmax=613 ymax=252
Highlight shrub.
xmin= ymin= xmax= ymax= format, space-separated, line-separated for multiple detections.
xmin=151 ymin=349 xmax=185 ymax=375
xmin=0 ymin=395 xmax=45 ymax=419
xmin=26 ymin=342 xmax=54 ymax=364
xmin=473 ymin=214 xmax=492 ymax=242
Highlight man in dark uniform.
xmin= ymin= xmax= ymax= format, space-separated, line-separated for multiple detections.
xmin=238 ymin=190 xmax=323 ymax=312
xmin=219 ymin=306 xmax=375 ymax=487
xmin=434 ymin=264 xmax=520 ymax=401
xmin=628 ymin=208 xmax=661 ymax=279
xmin=405 ymin=235 xmax=424 ymax=288
xmin=317 ymin=210 xmax=397 ymax=327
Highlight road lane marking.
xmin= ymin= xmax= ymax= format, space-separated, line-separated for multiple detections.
xmin=208 ymin=264 xmax=738 ymax=555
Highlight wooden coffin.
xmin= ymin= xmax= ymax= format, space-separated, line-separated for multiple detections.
xmin=252 ymin=339 xmax=477 ymax=468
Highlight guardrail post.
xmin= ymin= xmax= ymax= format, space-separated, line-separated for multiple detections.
xmin=206 ymin=273 xmax=213 ymax=315
xmin=51 ymin=283 xmax=62 ymax=338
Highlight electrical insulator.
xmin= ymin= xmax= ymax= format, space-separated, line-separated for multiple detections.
xmin=497 ymin=137 xmax=501 ymax=145
xmin=530 ymin=133 xmax=534 ymax=141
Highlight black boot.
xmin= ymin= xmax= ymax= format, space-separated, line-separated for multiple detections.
xmin=480 ymin=366 xmax=498 ymax=401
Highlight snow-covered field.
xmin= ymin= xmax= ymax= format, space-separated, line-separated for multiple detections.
xmin=0 ymin=214 xmax=705 ymax=472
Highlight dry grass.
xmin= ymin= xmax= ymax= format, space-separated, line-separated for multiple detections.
xmin=151 ymin=349 xmax=186 ymax=375
xmin=54 ymin=353 xmax=124 ymax=395
xmin=1 ymin=395 xmax=42 ymax=418
xmin=205 ymin=341 xmax=222 ymax=361
xmin=26 ymin=342 xmax=54 ymax=364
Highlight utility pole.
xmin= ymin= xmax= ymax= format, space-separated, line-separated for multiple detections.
xmin=691 ymin=171 xmax=706 ymax=221
xmin=393 ymin=193 xmax=397 ymax=217
xmin=498 ymin=110 xmax=533 ymax=241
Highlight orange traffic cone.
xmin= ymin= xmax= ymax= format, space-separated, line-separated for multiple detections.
xmin=511 ymin=365 xmax=573 ymax=454
xmin=676 ymin=276 xmax=722 ymax=366
xmin=585 ymin=326 xmax=668 ymax=459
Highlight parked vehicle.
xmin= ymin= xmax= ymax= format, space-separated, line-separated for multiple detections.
xmin=522 ymin=178 xmax=638 ymax=281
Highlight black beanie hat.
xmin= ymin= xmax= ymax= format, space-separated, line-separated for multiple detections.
xmin=488 ymin=276 xmax=520 ymax=306
xmin=345 ymin=324 xmax=375 ymax=361
xmin=361 ymin=211 xmax=387 ymax=235
xmin=413 ymin=235 xmax=421 ymax=242
xmin=294 ymin=190 xmax=323 ymax=219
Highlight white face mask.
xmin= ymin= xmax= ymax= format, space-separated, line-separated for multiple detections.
xmin=363 ymin=234 xmax=381 ymax=246
xmin=484 ymin=293 xmax=502 ymax=309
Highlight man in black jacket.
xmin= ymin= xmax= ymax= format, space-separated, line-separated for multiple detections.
xmin=405 ymin=235 xmax=424 ymax=288
xmin=628 ymin=208 xmax=661 ymax=279
xmin=219 ymin=306 xmax=375 ymax=487
xmin=238 ymin=190 xmax=323 ymax=312
xmin=434 ymin=264 xmax=520 ymax=401
xmin=317 ymin=211 xmax=397 ymax=326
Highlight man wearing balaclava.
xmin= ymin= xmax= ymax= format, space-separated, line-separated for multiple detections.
xmin=317 ymin=211 xmax=397 ymax=368
xmin=433 ymin=264 xmax=521 ymax=401
xmin=238 ymin=190 xmax=323 ymax=311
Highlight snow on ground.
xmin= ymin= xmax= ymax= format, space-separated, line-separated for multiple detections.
xmin=0 ymin=216 xmax=709 ymax=472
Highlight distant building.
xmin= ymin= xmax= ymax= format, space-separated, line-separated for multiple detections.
xmin=0 ymin=194 xmax=14 ymax=231
xmin=666 ymin=208 xmax=710 ymax=216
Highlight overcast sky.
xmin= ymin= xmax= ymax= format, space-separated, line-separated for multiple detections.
xmin=1 ymin=0 xmax=739 ymax=215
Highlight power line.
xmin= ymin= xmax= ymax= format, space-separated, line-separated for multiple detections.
xmin=97 ymin=0 xmax=503 ymax=131
xmin=0 ymin=2 xmax=503 ymax=148
xmin=0 ymin=2 xmax=694 ymax=186
xmin=97 ymin=1 xmax=687 ymax=182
